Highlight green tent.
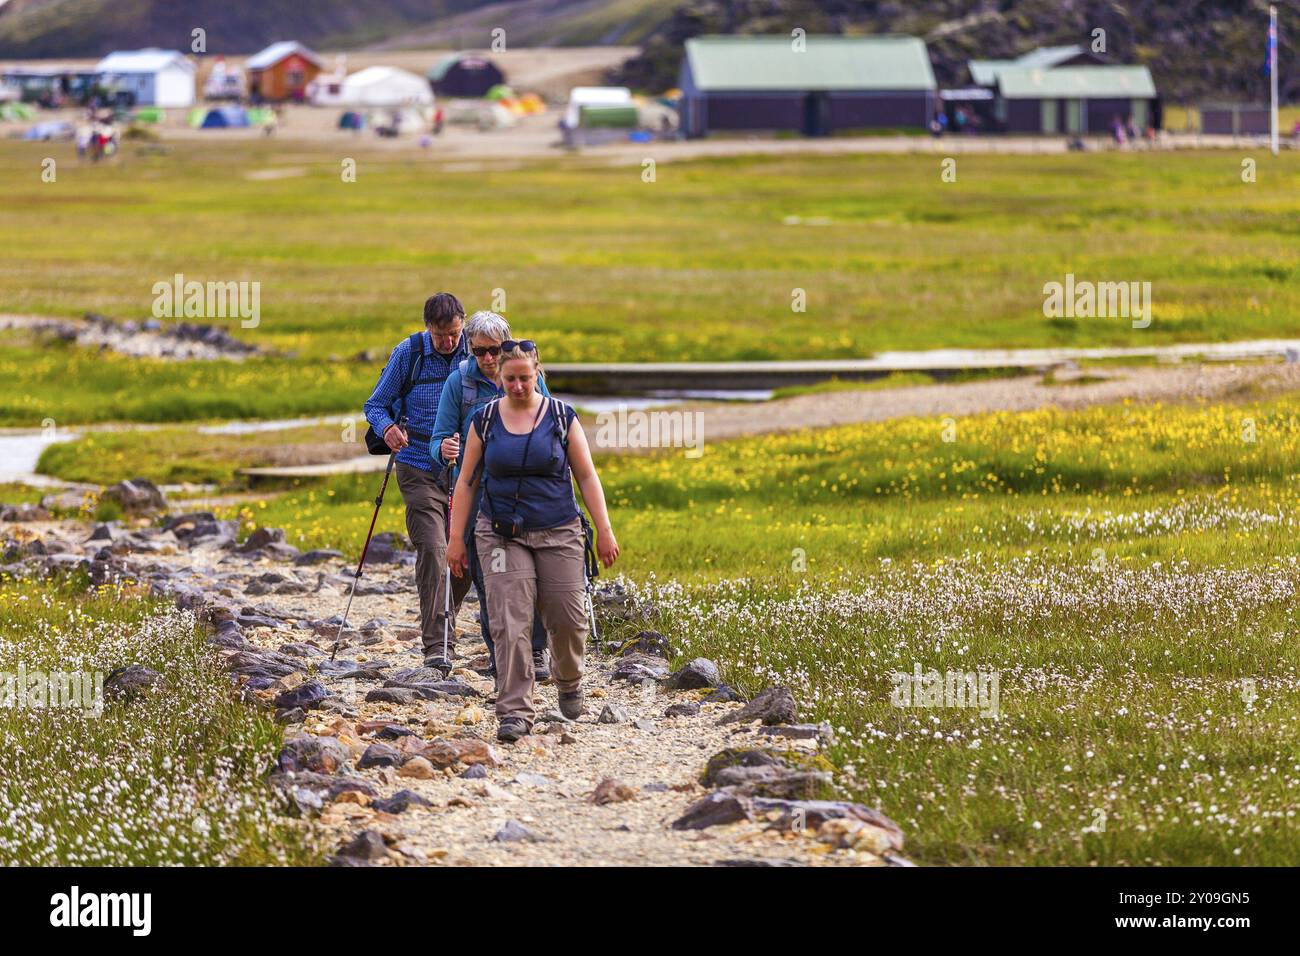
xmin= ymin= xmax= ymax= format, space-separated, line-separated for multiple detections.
xmin=186 ymin=107 xmax=206 ymax=128
xmin=579 ymin=105 xmax=638 ymax=129
xmin=246 ymin=107 xmax=274 ymax=126
xmin=0 ymin=102 xmax=36 ymax=121
xmin=133 ymin=106 xmax=165 ymax=124
xmin=484 ymin=83 xmax=515 ymax=101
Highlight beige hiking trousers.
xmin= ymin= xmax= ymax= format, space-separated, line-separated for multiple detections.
xmin=474 ymin=514 xmax=589 ymax=725
xmin=396 ymin=462 xmax=471 ymax=659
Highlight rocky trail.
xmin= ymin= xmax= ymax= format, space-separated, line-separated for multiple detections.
xmin=1 ymin=503 xmax=909 ymax=867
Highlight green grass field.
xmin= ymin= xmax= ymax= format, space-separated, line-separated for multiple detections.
xmin=0 ymin=139 xmax=1297 ymax=425
xmin=6 ymin=136 xmax=1300 ymax=866
xmin=0 ymin=573 xmax=322 ymax=865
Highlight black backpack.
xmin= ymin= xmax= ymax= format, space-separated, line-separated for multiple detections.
xmin=364 ymin=332 xmax=425 ymax=455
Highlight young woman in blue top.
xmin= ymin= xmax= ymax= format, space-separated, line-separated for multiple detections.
xmin=446 ymin=340 xmax=619 ymax=742
xmin=430 ymin=311 xmax=551 ymax=683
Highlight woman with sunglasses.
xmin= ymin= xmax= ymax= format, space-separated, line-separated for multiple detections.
xmin=430 ymin=311 xmax=553 ymax=685
xmin=445 ymin=339 xmax=619 ymax=742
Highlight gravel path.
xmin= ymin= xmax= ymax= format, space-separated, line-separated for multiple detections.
xmin=6 ymin=518 xmax=898 ymax=867
xmin=253 ymin=567 xmax=885 ymax=867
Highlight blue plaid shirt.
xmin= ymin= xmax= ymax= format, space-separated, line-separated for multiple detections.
xmin=363 ymin=330 xmax=468 ymax=473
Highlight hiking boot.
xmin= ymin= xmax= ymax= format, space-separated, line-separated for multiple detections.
xmin=558 ymin=689 xmax=585 ymax=720
xmin=423 ymin=654 xmax=453 ymax=675
xmin=497 ymin=717 xmax=530 ymax=743
xmin=533 ymin=648 xmax=551 ymax=684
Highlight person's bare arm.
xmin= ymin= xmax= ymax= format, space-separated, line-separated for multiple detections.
xmin=446 ymin=426 xmax=483 ymax=577
xmin=566 ymin=417 xmax=619 ymax=567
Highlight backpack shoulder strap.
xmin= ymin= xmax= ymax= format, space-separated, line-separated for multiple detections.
xmin=392 ymin=331 xmax=424 ymax=424
xmin=399 ymin=332 xmax=424 ymax=395
xmin=458 ymin=358 xmax=476 ymax=423
xmin=549 ymin=397 xmax=573 ymax=450
xmin=478 ymin=397 xmax=501 ymax=444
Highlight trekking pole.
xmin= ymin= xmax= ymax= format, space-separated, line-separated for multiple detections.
xmin=440 ymin=489 xmax=454 ymax=675
xmin=586 ymin=581 xmax=600 ymax=656
xmin=330 ymin=450 xmax=398 ymax=662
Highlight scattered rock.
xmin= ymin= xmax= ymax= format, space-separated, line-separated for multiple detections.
xmin=330 ymin=829 xmax=391 ymax=866
xmin=365 ymin=687 xmax=422 ymax=705
xmin=103 ymin=664 xmax=165 ymax=702
xmin=277 ymin=735 xmax=353 ymax=774
xmin=492 ymin=820 xmax=540 ymax=843
xmin=610 ymin=654 xmax=669 ymax=683
xmin=270 ymin=770 xmax=377 ymax=811
xmin=712 ymin=765 xmax=832 ymax=800
xmin=701 ymin=747 xmax=791 ymax=786
xmin=590 ymin=777 xmax=638 ymax=805
xmin=273 ymin=680 xmax=330 ymax=712
xmin=672 ymin=790 xmax=751 ymax=830
xmin=371 ymin=790 xmax=433 ymax=814
xmin=667 ymin=657 xmax=721 ymax=690
xmin=238 ymin=527 xmax=286 ymax=553
xmin=717 ymin=686 xmax=797 ymax=726
xmin=0 ymin=503 xmax=52 ymax=522
xmin=398 ymin=756 xmax=437 ymax=779
xmin=598 ymin=703 xmax=628 ymax=724
xmin=632 ymin=718 xmax=656 ymax=731
xmin=356 ymin=743 xmax=405 ymax=770
xmin=102 ymin=478 xmax=168 ymax=518
xmin=753 ymin=798 xmax=905 ymax=848
xmin=617 ymin=630 xmax=673 ymax=660
xmin=664 ymin=701 xmax=700 ymax=718
xmin=703 ymin=685 xmax=744 ymax=703
xmin=296 ymin=549 xmax=344 ymax=565
xmin=461 ymin=764 xmax=488 ymax=780
xmin=512 ymin=771 xmax=553 ymax=788
xmin=758 ymin=722 xmax=835 ymax=744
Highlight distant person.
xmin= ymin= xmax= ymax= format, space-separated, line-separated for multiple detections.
xmin=363 ymin=292 xmax=472 ymax=672
xmin=1111 ymin=115 xmax=1126 ymax=146
xmin=929 ymin=109 xmax=947 ymax=137
xmin=430 ymin=311 xmax=553 ymax=685
xmin=445 ymin=339 xmax=619 ymax=742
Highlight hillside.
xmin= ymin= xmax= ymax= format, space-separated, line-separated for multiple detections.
xmin=613 ymin=0 xmax=1298 ymax=102
xmin=0 ymin=0 xmax=482 ymax=57
xmin=0 ymin=0 xmax=1293 ymax=106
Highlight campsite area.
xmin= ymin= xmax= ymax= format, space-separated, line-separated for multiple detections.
xmin=3 ymin=117 xmax=1300 ymax=867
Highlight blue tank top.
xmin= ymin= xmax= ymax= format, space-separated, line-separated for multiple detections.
xmin=475 ymin=399 xmax=580 ymax=532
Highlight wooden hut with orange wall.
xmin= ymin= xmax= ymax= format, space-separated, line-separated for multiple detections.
xmin=246 ymin=42 xmax=323 ymax=102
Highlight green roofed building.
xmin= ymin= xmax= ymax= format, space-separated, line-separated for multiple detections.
xmin=963 ymin=45 xmax=1160 ymax=134
xmin=679 ymin=35 xmax=937 ymax=138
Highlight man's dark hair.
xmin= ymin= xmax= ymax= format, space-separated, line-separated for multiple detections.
xmin=423 ymin=292 xmax=465 ymax=329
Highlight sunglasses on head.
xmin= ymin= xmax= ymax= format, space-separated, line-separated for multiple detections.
xmin=501 ymin=339 xmax=536 ymax=354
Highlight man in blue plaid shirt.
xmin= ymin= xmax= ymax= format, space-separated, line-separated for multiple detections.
xmin=364 ymin=292 xmax=472 ymax=670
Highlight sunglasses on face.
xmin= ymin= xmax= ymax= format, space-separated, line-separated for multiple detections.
xmin=501 ymin=339 xmax=536 ymax=354
xmin=471 ymin=345 xmax=501 ymax=357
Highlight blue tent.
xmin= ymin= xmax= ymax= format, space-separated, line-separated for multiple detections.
xmin=338 ymin=110 xmax=364 ymax=130
xmin=200 ymin=107 xmax=250 ymax=129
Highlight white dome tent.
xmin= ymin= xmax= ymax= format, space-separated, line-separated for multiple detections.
xmin=340 ymin=66 xmax=433 ymax=107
